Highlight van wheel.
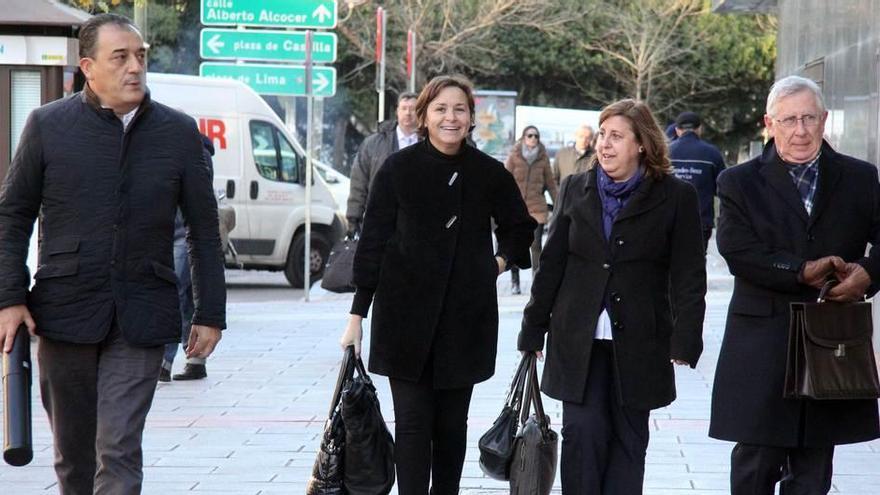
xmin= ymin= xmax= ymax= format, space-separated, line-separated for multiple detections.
xmin=284 ymin=231 xmax=331 ymax=288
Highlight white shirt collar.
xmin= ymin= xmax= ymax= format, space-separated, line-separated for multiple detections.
xmin=396 ymin=125 xmax=417 ymax=148
xmin=104 ymin=106 xmax=139 ymax=131
xmin=121 ymin=107 xmax=139 ymax=131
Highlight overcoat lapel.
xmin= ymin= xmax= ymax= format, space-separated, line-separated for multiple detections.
xmin=759 ymin=142 xmax=809 ymax=224
xmin=808 ymin=145 xmax=843 ymax=229
xmin=579 ymin=169 xmax=607 ymax=243
xmin=614 ymin=175 xmax=665 ymax=224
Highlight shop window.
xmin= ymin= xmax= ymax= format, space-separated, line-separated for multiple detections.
xmin=10 ymin=70 xmax=41 ymax=161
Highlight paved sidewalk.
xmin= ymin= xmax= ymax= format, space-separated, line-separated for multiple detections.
xmin=2 ymin=250 xmax=880 ymax=493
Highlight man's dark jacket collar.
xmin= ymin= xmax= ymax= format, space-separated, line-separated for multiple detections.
xmin=758 ymin=138 xmax=843 ymax=226
xmin=80 ymin=83 xmax=152 ymax=123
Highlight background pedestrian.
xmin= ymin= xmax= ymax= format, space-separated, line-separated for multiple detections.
xmin=668 ymin=111 xmax=725 ymax=251
xmin=505 ymin=125 xmax=557 ymax=294
xmin=346 ymin=92 xmax=419 ymax=236
xmin=554 ymin=124 xmax=595 ymax=186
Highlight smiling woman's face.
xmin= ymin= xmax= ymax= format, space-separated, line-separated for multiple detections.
xmin=425 ymin=86 xmax=471 ymax=155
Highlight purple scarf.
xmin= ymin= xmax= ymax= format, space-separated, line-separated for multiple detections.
xmin=596 ymin=165 xmax=644 ymax=241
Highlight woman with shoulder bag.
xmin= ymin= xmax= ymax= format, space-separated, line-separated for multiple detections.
xmin=504 ymin=126 xmax=558 ymax=294
xmin=339 ymin=75 xmax=536 ymax=494
xmin=518 ymin=99 xmax=707 ymax=494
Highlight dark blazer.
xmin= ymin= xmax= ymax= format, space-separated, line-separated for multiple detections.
xmin=0 ymin=88 xmax=226 ymax=346
xmin=519 ymin=168 xmax=706 ymax=410
xmin=709 ymin=140 xmax=880 ymax=447
xmin=351 ymin=139 xmax=536 ymax=389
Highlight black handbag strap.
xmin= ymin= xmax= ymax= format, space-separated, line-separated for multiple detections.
xmin=352 ymin=352 xmax=373 ymax=386
xmin=519 ymin=354 xmax=549 ymax=429
xmin=328 ymin=346 xmax=357 ymax=418
xmin=505 ymin=354 xmax=531 ymax=409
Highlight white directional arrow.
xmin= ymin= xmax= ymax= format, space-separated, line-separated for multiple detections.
xmin=206 ymin=34 xmax=225 ymax=54
xmin=312 ymin=4 xmax=331 ymax=22
xmin=313 ymin=72 xmax=330 ymax=93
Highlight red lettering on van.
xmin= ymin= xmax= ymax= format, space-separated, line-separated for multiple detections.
xmin=198 ymin=118 xmax=227 ymax=150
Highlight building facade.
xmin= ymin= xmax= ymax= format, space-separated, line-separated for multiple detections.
xmin=716 ymin=0 xmax=880 ymax=165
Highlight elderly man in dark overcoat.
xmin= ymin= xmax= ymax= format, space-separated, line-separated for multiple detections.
xmin=709 ymin=75 xmax=880 ymax=494
xmin=0 ymin=14 xmax=225 ymax=494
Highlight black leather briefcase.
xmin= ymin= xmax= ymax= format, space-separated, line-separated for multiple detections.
xmin=784 ymin=284 xmax=880 ymax=400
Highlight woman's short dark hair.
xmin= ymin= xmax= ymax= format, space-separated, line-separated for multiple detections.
xmin=414 ymin=75 xmax=475 ymax=138
xmin=590 ymin=99 xmax=672 ymax=179
xmin=78 ymin=13 xmax=140 ymax=59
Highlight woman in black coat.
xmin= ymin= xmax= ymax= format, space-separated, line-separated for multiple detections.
xmin=339 ymin=75 xmax=536 ymax=494
xmin=518 ymin=99 xmax=706 ymax=494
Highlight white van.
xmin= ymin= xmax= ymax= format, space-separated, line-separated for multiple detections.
xmin=147 ymin=72 xmax=345 ymax=287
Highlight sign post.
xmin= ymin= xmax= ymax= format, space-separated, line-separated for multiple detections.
xmin=304 ymin=30 xmax=314 ymax=298
xmin=198 ymin=0 xmax=338 ymax=299
xmin=407 ymin=29 xmax=416 ymax=93
xmin=375 ymin=7 xmax=386 ymax=123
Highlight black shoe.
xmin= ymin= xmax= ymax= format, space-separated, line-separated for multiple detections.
xmin=173 ymin=364 xmax=207 ymax=381
xmin=158 ymin=368 xmax=171 ymax=383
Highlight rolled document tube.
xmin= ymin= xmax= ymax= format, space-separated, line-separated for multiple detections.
xmin=3 ymin=324 xmax=32 ymax=466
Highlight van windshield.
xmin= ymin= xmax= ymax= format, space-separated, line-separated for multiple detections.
xmin=249 ymin=120 xmax=302 ymax=184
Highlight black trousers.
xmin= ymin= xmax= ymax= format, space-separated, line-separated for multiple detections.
xmin=703 ymin=227 xmax=713 ymax=252
xmin=388 ymin=367 xmax=474 ymax=495
xmin=560 ymin=340 xmax=650 ymax=494
xmin=511 ymin=222 xmax=545 ymax=282
xmin=38 ymin=323 xmax=164 ymax=495
xmin=731 ymin=443 xmax=834 ymax=495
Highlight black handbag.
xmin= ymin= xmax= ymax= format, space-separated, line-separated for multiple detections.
xmin=478 ymin=354 xmax=530 ymax=480
xmin=340 ymin=349 xmax=395 ymax=495
xmin=509 ymin=354 xmax=558 ymax=495
xmin=784 ymin=281 xmax=880 ymax=400
xmin=305 ymin=346 xmax=355 ymax=494
xmin=321 ymin=237 xmax=357 ymax=293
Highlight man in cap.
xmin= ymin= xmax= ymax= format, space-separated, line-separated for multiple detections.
xmin=668 ymin=111 xmax=725 ymax=250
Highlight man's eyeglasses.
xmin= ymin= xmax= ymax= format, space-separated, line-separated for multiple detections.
xmin=775 ymin=114 xmax=820 ymax=128
xmin=525 ymin=133 xmax=539 ymax=139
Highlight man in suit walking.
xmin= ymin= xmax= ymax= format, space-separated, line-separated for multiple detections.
xmin=346 ymin=92 xmax=419 ymax=236
xmin=709 ymin=75 xmax=880 ymax=494
xmin=0 ymin=14 xmax=226 ymax=493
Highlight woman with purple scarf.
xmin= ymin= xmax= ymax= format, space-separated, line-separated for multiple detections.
xmin=518 ymin=99 xmax=707 ymax=494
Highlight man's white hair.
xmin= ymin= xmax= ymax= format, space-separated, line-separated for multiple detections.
xmin=766 ymin=75 xmax=826 ymax=116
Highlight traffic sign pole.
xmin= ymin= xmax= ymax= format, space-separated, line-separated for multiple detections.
xmin=304 ymin=30 xmax=314 ymax=298
xmin=375 ymin=7 xmax=386 ymax=123
xmin=407 ymin=29 xmax=417 ymax=93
